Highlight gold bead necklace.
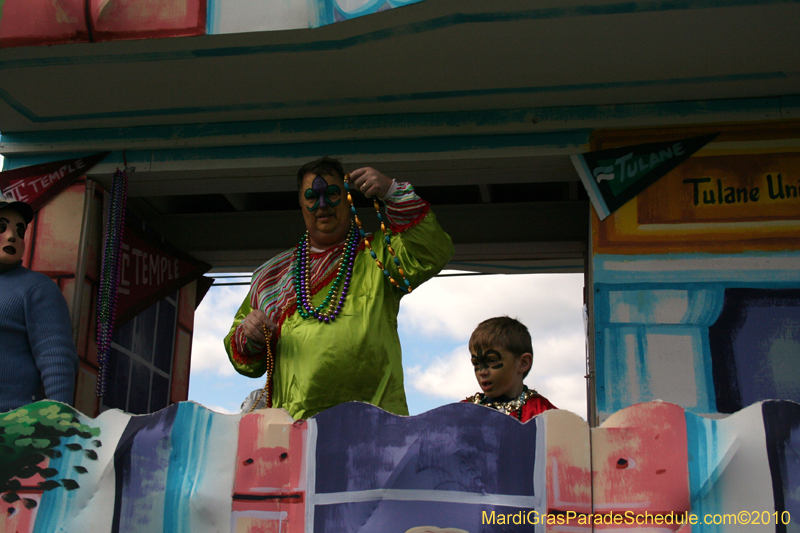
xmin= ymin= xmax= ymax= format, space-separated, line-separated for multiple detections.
xmin=248 ymin=324 xmax=274 ymax=412
xmin=344 ymin=173 xmax=412 ymax=293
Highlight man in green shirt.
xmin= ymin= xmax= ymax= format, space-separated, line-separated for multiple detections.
xmin=225 ymin=157 xmax=454 ymax=419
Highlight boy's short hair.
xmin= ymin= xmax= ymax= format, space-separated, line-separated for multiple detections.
xmin=469 ymin=316 xmax=533 ymax=377
xmin=296 ymin=157 xmax=345 ymax=193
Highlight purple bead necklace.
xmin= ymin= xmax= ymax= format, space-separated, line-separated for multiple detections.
xmin=294 ymin=221 xmax=358 ymax=323
xmin=95 ymin=169 xmax=127 ymax=398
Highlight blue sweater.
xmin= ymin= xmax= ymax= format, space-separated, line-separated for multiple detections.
xmin=0 ymin=263 xmax=79 ymax=411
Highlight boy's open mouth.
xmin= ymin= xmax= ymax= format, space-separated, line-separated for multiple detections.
xmin=3 ymin=246 xmax=16 ymax=255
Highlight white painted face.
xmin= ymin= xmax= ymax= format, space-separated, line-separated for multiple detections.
xmin=0 ymin=208 xmax=26 ymax=265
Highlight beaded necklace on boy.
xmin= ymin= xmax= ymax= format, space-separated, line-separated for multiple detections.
xmin=465 ymin=386 xmax=539 ymax=421
xmin=344 ymin=174 xmax=412 ymax=294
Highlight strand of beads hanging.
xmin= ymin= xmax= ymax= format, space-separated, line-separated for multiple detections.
xmin=95 ymin=169 xmax=128 ymax=398
xmin=343 ymin=174 xmax=412 ymax=294
xmin=294 ymin=221 xmax=358 ymax=323
xmin=249 ymin=324 xmax=274 ymax=412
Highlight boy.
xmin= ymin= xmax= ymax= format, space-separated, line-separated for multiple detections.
xmin=463 ymin=316 xmax=556 ymax=422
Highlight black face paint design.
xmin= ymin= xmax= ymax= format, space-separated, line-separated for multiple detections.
xmin=0 ymin=218 xmax=26 ymax=239
xmin=471 ymin=346 xmax=504 ymax=371
xmin=305 ymin=175 xmax=342 ymax=211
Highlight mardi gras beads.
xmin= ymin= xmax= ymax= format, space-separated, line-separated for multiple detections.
xmin=96 ymin=169 xmax=127 ymax=398
xmin=248 ymin=324 xmax=274 ymax=412
xmin=344 ymin=174 xmax=412 ymax=294
xmin=294 ymin=221 xmax=358 ymax=323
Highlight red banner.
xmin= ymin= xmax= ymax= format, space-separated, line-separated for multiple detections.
xmin=0 ymin=153 xmax=109 ymax=212
xmin=116 ymin=221 xmax=211 ymax=327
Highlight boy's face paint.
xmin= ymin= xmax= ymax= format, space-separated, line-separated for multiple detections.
xmin=471 ymin=345 xmax=526 ymax=400
xmin=0 ymin=208 xmax=26 ymax=265
xmin=471 ymin=347 xmax=504 ymax=371
xmin=304 ymin=174 xmax=342 ymax=212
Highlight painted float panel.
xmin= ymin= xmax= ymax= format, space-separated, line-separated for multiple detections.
xmin=3 ymin=400 xmax=797 ymax=532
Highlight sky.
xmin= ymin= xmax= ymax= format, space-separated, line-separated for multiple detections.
xmin=187 ymin=270 xmax=588 ymax=418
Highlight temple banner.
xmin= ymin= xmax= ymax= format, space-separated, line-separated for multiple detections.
xmin=0 ymin=153 xmax=109 ymax=212
xmin=116 ymin=222 xmax=211 ymax=327
xmin=572 ymin=134 xmax=717 ymax=220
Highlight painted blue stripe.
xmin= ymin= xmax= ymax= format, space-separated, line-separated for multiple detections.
xmin=698 ymin=327 xmax=718 ymax=413
xmin=1 ymin=71 xmax=788 ymax=124
xmin=593 ymin=251 xmax=800 ymax=284
xmin=331 ymin=0 xmax=426 ymax=20
xmin=636 ymin=325 xmax=651 ymax=400
xmin=164 ymin=403 xmax=215 ymax=533
xmin=594 ymin=293 xmax=608 ymax=411
xmin=0 ymin=95 xmax=786 ymax=149
xmin=685 ymin=412 xmax=724 ymax=533
xmin=0 ymin=85 xmax=39 ymax=123
xmin=333 ymin=0 xmax=391 ymax=18
xmin=782 ymin=94 xmax=800 ymax=109
xmin=0 ymin=130 xmax=592 ymax=169
xmin=0 ymin=107 xmax=582 ymax=145
xmin=206 ymin=0 xmax=217 ymax=34
xmin=32 ymin=428 xmax=83 ymax=533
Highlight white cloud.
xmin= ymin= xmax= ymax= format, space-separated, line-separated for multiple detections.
xmin=190 ymin=282 xmax=251 ymax=376
xmin=399 ymin=273 xmax=584 ymax=343
xmin=406 ymin=344 xmax=476 ymax=400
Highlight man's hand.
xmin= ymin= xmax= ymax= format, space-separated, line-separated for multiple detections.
xmin=349 ymin=167 xmax=394 ymax=199
xmin=241 ymin=309 xmax=278 ymax=347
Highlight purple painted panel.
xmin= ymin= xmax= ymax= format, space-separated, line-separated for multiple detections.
xmin=314 ymin=402 xmax=539 ymax=495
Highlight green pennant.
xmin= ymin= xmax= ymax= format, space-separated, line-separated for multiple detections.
xmin=572 ymin=133 xmax=718 ymax=220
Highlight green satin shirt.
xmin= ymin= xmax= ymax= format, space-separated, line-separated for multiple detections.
xmin=225 ymin=210 xmax=454 ymax=419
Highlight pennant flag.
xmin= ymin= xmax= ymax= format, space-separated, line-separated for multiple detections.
xmin=116 ymin=220 xmax=211 ymax=327
xmin=571 ymin=134 xmax=718 ymax=220
xmin=0 ymin=153 xmax=109 ymax=212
